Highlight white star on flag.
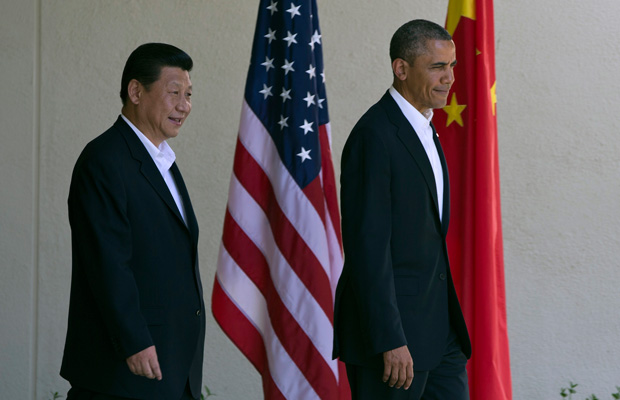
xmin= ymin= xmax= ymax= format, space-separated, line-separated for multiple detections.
xmin=306 ymin=65 xmax=316 ymax=79
xmin=280 ymin=88 xmax=292 ymax=103
xmin=264 ymin=28 xmax=276 ymax=43
xmin=296 ymin=146 xmax=311 ymax=162
xmin=278 ymin=115 xmax=289 ymax=130
xmin=303 ymin=92 xmax=316 ymax=107
xmin=259 ymin=84 xmax=273 ymax=99
xmin=266 ymin=0 xmax=278 ymax=15
xmin=281 ymin=59 xmax=295 ymax=75
xmin=309 ymin=30 xmax=322 ymax=50
xmin=287 ymin=3 xmax=301 ymax=19
xmin=283 ymin=31 xmax=298 ymax=47
xmin=261 ymin=57 xmax=274 ymax=71
xmin=299 ymin=119 xmax=314 ymax=134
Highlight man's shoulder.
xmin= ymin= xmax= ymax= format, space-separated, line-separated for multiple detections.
xmin=352 ymin=93 xmax=398 ymax=131
xmin=81 ymin=118 xmax=130 ymax=157
xmin=73 ymin=118 xmax=133 ymax=172
xmin=346 ymin=94 xmax=398 ymax=144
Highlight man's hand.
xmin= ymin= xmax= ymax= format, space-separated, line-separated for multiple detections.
xmin=382 ymin=345 xmax=414 ymax=390
xmin=126 ymin=345 xmax=162 ymax=381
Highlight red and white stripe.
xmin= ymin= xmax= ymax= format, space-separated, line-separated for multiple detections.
xmin=213 ymin=101 xmax=349 ymax=399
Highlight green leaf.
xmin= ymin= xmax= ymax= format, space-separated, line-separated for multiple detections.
xmin=201 ymin=384 xmax=216 ymax=398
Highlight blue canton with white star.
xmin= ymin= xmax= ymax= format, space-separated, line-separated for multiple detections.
xmin=245 ymin=0 xmax=329 ymax=189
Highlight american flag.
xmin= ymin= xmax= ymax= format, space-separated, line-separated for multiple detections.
xmin=212 ymin=1 xmax=350 ymax=399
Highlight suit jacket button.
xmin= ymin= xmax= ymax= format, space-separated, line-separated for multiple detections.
xmin=439 ymin=273 xmax=447 ymax=280
xmin=196 ymin=309 xmax=201 ymax=316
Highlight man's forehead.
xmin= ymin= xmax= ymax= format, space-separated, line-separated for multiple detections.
xmin=422 ymin=40 xmax=455 ymax=59
xmin=166 ymin=80 xmax=192 ymax=87
xmin=424 ymin=39 xmax=454 ymax=51
xmin=160 ymin=69 xmax=192 ymax=87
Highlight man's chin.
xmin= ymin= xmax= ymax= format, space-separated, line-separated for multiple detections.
xmin=165 ymin=128 xmax=181 ymax=138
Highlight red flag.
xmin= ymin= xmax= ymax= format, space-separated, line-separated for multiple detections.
xmin=212 ymin=0 xmax=350 ymax=399
xmin=433 ymin=0 xmax=513 ymax=399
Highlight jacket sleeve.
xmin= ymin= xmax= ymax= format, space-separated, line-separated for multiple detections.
xmin=68 ymin=148 xmax=153 ymax=359
xmin=340 ymin=125 xmax=407 ymax=356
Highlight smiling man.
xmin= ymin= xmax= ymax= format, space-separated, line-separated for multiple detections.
xmin=61 ymin=43 xmax=205 ymax=400
xmin=333 ymin=20 xmax=472 ymax=400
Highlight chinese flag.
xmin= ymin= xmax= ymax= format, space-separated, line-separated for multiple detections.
xmin=433 ymin=0 xmax=513 ymax=399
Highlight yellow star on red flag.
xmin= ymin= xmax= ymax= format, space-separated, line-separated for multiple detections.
xmin=446 ymin=0 xmax=475 ymax=35
xmin=443 ymin=93 xmax=467 ymax=127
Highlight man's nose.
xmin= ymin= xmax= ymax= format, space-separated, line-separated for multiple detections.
xmin=177 ymin=98 xmax=191 ymax=112
xmin=444 ymin=68 xmax=455 ymax=84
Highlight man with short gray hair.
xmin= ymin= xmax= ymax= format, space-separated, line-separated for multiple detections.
xmin=333 ymin=20 xmax=472 ymax=399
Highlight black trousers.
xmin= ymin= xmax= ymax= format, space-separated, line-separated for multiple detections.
xmin=67 ymin=381 xmax=196 ymax=400
xmin=345 ymin=329 xmax=469 ymax=400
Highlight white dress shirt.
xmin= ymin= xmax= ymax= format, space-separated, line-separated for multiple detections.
xmin=389 ymin=87 xmax=444 ymax=221
xmin=121 ymin=114 xmax=187 ymax=225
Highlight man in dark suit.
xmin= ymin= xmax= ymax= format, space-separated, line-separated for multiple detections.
xmin=333 ymin=20 xmax=472 ymax=399
xmin=61 ymin=43 xmax=205 ymax=400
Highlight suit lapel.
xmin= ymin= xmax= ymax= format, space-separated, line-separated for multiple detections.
xmin=171 ymin=163 xmax=199 ymax=243
xmin=172 ymin=163 xmax=203 ymax=298
xmin=432 ymin=123 xmax=450 ymax=236
xmin=114 ymin=117 xmax=191 ymax=233
xmin=380 ymin=93 xmax=441 ymax=220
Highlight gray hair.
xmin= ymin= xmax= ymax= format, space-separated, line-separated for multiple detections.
xmin=389 ymin=19 xmax=452 ymax=65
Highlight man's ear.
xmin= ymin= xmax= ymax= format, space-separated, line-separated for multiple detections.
xmin=127 ymin=79 xmax=142 ymax=105
xmin=391 ymin=58 xmax=409 ymax=82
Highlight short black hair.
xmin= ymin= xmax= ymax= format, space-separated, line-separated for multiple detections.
xmin=389 ymin=19 xmax=452 ymax=65
xmin=120 ymin=43 xmax=193 ymax=105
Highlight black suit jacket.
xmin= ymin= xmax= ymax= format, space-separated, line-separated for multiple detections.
xmin=333 ymin=92 xmax=471 ymax=371
xmin=61 ymin=116 xmax=205 ymax=399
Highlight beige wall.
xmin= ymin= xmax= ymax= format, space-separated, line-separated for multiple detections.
xmin=2 ymin=0 xmax=620 ymax=398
